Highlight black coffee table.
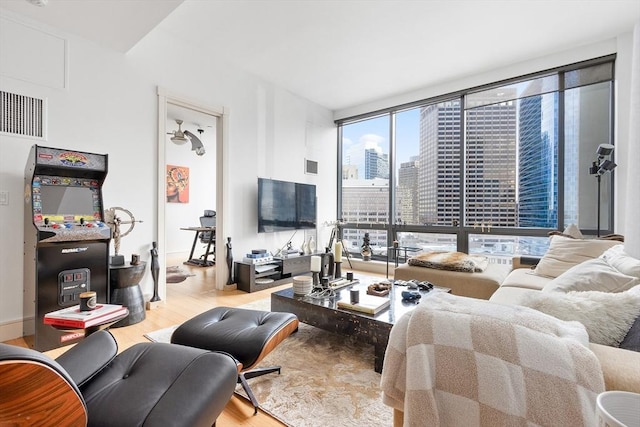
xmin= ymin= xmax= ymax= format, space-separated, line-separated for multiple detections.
xmin=271 ymin=276 xmax=450 ymax=373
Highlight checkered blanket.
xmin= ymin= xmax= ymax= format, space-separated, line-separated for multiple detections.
xmin=381 ymin=293 xmax=604 ymax=426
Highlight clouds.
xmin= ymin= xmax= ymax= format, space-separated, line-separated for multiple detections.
xmin=343 ymin=133 xmax=385 ymax=173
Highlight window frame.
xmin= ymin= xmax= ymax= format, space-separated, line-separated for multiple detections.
xmin=336 ymin=55 xmax=616 ymax=259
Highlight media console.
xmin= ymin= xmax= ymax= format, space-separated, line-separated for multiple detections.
xmin=235 ymin=253 xmax=331 ymax=293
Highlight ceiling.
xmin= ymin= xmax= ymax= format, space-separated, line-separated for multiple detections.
xmin=1 ymin=0 xmax=639 ymax=112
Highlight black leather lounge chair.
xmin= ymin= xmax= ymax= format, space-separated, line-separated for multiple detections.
xmin=0 ymin=330 xmax=238 ymax=427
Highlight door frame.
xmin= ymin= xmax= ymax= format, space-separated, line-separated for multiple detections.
xmin=157 ymin=87 xmax=229 ymax=298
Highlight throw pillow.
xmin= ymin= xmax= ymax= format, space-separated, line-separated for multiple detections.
xmin=543 ymin=258 xmax=639 ymax=293
xmin=534 ymin=235 xmax=620 ymax=278
xmin=619 ymin=315 xmax=640 ymax=352
xmin=546 ymin=224 xmax=584 ymax=240
xmin=563 ymin=223 xmax=584 ymax=239
xmin=518 ymin=286 xmax=640 ymax=347
xmin=599 ymin=244 xmax=640 ymax=279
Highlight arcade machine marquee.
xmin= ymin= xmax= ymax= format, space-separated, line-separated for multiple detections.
xmin=24 ymin=145 xmax=111 ymax=351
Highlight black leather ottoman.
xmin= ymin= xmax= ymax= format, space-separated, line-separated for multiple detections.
xmin=171 ymin=306 xmax=299 ymax=414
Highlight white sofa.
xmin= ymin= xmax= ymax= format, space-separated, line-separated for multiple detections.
xmin=489 ymin=237 xmax=640 ymax=393
xmin=389 ymin=237 xmax=640 ymax=427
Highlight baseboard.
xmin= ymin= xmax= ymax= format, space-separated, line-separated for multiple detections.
xmin=0 ymin=317 xmax=33 ymax=342
xmin=146 ymin=300 xmax=164 ymax=310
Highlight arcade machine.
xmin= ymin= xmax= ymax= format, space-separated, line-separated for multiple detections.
xmin=24 ymin=145 xmax=111 ymax=351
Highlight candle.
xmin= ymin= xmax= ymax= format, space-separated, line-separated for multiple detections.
xmin=334 ymin=242 xmax=342 ymax=262
xmin=310 ymin=255 xmax=321 ymax=272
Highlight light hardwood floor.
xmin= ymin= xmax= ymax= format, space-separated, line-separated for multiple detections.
xmin=4 ymin=253 xmax=294 ymax=427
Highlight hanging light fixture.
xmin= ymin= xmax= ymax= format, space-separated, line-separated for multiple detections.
xmin=167 ymin=119 xmax=205 ymax=155
xmin=168 ymin=119 xmax=188 ymax=145
xmin=184 ymin=129 xmax=206 ymax=156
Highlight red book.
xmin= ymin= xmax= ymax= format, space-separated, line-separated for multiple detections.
xmin=44 ymin=304 xmax=128 ymax=328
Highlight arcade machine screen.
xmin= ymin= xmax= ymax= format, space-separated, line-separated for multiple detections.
xmin=39 ymin=185 xmax=97 ymax=219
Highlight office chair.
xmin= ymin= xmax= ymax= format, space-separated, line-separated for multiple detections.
xmin=199 ymin=210 xmax=216 ymax=262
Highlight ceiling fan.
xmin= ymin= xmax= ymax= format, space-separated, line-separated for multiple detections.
xmin=168 ymin=119 xmax=205 ymax=156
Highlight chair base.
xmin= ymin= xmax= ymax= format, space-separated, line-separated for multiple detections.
xmin=238 ymin=366 xmax=281 ymax=415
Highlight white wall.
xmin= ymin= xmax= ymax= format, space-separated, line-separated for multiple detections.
xmin=0 ymin=11 xmax=336 ymax=341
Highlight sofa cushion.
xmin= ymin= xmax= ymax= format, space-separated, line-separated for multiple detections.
xmin=543 ymin=258 xmax=639 ymax=294
xmin=589 ymin=343 xmax=640 ymax=392
xmin=500 ymin=268 xmax=550 ymax=291
xmin=394 ymin=262 xmax=509 ymax=300
xmin=517 ymin=286 xmax=640 ymax=347
xmin=533 ymin=235 xmax=620 ymax=278
xmin=489 ymin=285 xmax=544 ymax=305
xmin=600 ymin=245 xmax=640 ymax=279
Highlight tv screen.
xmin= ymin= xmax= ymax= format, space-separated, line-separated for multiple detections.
xmin=40 ymin=185 xmax=96 ymax=217
xmin=258 ymin=178 xmax=317 ymax=233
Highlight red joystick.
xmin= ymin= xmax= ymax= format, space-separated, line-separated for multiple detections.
xmin=52 ymin=224 xmax=60 ymax=229
xmin=86 ymin=223 xmax=93 ymax=227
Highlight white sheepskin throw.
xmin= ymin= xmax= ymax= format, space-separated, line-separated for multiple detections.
xmin=519 ymin=285 xmax=640 ymax=347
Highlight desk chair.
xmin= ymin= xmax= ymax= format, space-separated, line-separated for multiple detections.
xmin=199 ymin=210 xmax=216 ymax=261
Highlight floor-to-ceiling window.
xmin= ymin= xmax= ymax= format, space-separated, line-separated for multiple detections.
xmin=340 ymin=115 xmax=390 ymax=257
xmin=337 ymin=56 xmax=615 ymax=262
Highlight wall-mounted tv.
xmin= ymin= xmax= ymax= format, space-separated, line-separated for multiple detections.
xmin=258 ymin=178 xmax=317 ymax=233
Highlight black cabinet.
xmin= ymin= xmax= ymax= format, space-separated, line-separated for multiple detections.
xmin=235 ymin=254 xmax=318 ymax=293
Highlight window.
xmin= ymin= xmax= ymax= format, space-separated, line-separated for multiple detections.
xmin=465 ymin=75 xmax=558 ymax=229
xmin=337 ymin=56 xmax=615 ymax=262
xmin=340 ymin=115 xmax=390 ymax=225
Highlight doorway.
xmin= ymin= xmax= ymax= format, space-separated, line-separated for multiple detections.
xmin=157 ymin=88 xmax=229 ymax=300
xmin=165 ymin=104 xmax=216 ymax=261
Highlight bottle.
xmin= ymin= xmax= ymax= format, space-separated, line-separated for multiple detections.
xmin=308 ymin=236 xmax=316 ymax=254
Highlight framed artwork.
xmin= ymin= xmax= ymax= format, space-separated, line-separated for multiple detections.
xmin=166 ymin=165 xmax=189 ymax=203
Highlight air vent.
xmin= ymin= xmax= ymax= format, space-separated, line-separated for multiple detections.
xmin=305 ymin=159 xmax=318 ymax=175
xmin=0 ymin=91 xmax=45 ymax=138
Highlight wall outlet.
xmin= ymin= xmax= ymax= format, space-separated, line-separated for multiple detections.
xmin=0 ymin=191 xmax=8 ymax=206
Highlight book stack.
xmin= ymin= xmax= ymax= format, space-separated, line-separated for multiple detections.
xmin=44 ymin=304 xmax=128 ymax=328
xmin=243 ymin=249 xmax=273 ymax=265
xmin=337 ymin=294 xmax=390 ymax=315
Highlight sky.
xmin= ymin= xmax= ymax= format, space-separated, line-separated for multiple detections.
xmin=341 ymin=108 xmax=421 ymax=173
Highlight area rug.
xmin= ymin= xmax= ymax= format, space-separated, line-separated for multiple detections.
xmin=144 ymin=299 xmax=393 ymax=427
xmin=165 ymin=266 xmax=195 ymax=283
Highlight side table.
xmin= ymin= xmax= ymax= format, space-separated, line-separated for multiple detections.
xmin=109 ymin=262 xmax=146 ymax=327
xmin=49 ymin=309 xmax=129 ymax=337
xmin=386 ymin=246 xmax=421 ymax=278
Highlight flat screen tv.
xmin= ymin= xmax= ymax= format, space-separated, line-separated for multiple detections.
xmin=258 ymin=178 xmax=316 ymax=233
